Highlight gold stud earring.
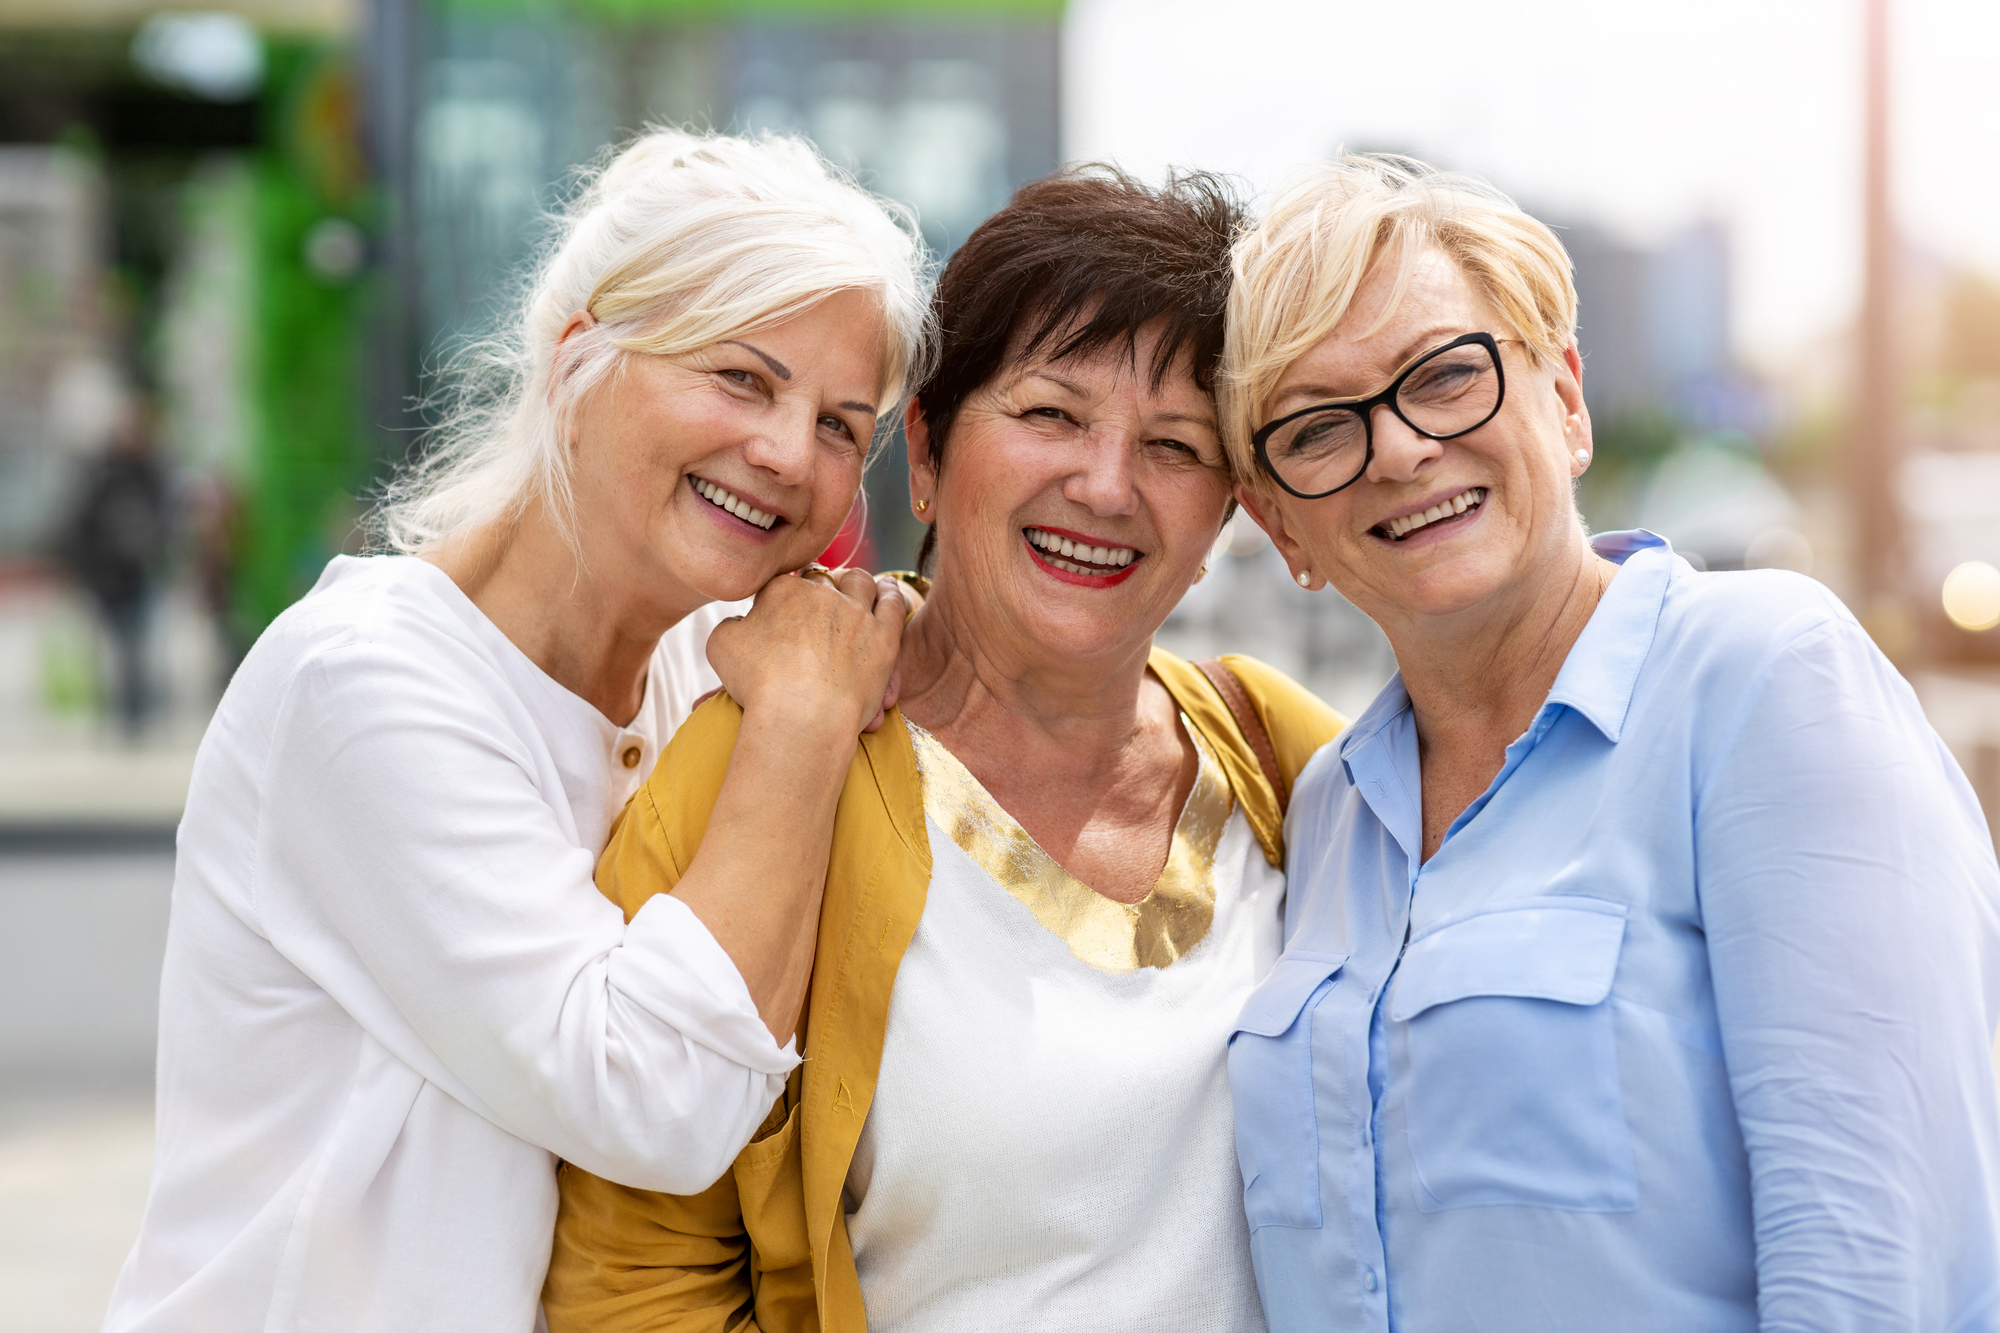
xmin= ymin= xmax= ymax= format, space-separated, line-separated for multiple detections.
xmin=1195 ymin=563 xmax=1208 ymax=583
xmin=915 ymin=499 xmax=930 ymax=513
xmin=1297 ymin=570 xmax=1312 ymax=589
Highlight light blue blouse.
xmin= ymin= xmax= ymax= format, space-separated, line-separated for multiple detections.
xmin=1230 ymin=530 xmax=2000 ymax=1333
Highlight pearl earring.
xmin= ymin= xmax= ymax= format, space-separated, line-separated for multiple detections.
xmin=1574 ymin=449 xmax=1590 ymax=463
xmin=1296 ymin=570 xmax=1312 ymax=589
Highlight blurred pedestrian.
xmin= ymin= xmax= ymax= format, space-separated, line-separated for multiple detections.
xmin=62 ymin=393 xmax=168 ymax=739
xmin=182 ymin=470 xmax=246 ymax=690
xmin=1222 ymin=155 xmax=2000 ymax=1332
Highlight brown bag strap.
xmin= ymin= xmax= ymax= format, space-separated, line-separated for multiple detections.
xmin=1195 ymin=657 xmax=1289 ymax=815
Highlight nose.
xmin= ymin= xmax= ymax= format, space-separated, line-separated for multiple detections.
xmin=1362 ymin=403 xmax=1443 ymax=485
xmin=1061 ymin=425 xmax=1142 ymax=517
xmin=739 ymin=403 xmax=817 ymax=487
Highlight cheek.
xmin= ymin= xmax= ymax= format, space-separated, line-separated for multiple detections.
xmin=805 ymin=452 xmax=866 ymax=533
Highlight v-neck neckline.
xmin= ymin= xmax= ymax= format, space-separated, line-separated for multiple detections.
xmin=906 ymin=715 xmax=1235 ymax=974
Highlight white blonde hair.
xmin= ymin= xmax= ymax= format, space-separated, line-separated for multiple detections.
xmin=370 ymin=128 xmax=934 ymax=554
xmin=1221 ymin=154 xmax=1577 ymax=489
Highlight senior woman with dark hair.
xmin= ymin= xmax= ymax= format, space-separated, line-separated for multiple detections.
xmin=1222 ymin=155 xmax=2000 ymax=1333
xmin=543 ymin=168 xmax=1345 ymax=1333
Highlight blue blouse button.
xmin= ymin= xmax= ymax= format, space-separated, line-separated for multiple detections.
xmin=1363 ymin=1268 xmax=1379 ymax=1293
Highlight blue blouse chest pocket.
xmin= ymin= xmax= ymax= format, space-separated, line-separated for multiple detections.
xmin=1390 ymin=896 xmax=1638 ymax=1213
xmin=1228 ymin=951 xmax=1347 ymax=1231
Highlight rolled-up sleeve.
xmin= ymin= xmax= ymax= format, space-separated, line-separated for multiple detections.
xmin=252 ymin=638 xmax=797 ymax=1197
xmin=1696 ymin=613 xmax=2000 ymax=1330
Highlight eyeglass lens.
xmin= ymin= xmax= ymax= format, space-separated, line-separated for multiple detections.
xmin=1263 ymin=341 xmax=1502 ymax=496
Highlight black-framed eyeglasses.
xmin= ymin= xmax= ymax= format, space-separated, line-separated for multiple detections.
xmin=1252 ymin=332 xmax=1508 ymax=500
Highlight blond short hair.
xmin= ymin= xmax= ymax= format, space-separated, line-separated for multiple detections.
xmin=1220 ymin=154 xmax=1576 ymax=489
xmin=373 ymin=129 xmax=933 ymax=555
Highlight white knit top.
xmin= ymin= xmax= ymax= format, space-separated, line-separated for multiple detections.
xmin=843 ymin=719 xmax=1281 ymax=1332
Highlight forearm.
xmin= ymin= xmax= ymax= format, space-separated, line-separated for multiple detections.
xmin=669 ymin=705 xmax=855 ymax=1039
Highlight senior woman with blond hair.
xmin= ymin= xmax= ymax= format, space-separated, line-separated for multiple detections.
xmin=107 ymin=130 xmax=928 ymax=1333
xmin=1221 ymin=155 xmax=2000 ymax=1332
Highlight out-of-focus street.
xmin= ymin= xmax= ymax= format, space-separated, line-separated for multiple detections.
xmin=1 ymin=0 xmax=1999 ymax=1324
xmin=0 ymin=849 xmax=170 ymax=1333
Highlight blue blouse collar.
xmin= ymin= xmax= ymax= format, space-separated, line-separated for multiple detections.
xmin=1338 ymin=528 xmax=1679 ymax=772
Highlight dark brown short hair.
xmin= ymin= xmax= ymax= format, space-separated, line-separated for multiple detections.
xmin=913 ymin=166 xmax=1244 ymax=571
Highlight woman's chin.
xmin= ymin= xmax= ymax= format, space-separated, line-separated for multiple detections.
xmin=1354 ymin=556 xmax=1514 ymax=626
xmin=661 ymin=542 xmax=811 ymax=607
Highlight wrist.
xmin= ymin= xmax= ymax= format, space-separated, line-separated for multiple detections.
xmin=735 ymin=697 xmax=864 ymax=753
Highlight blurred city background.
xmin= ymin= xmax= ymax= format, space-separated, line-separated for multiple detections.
xmin=1 ymin=0 xmax=1997 ymax=1326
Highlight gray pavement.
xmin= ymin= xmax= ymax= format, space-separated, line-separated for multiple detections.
xmin=0 ymin=849 xmax=172 ymax=1333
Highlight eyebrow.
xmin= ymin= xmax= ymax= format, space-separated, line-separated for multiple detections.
xmin=722 ymin=340 xmax=791 ymax=381
xmin=1022 ymin=370 xmax=1090 ymax=396
xmin=840 ymin=401 xmax=878 ymax=416
xmin=1276 ymin=324 xmax=1472 ymax=405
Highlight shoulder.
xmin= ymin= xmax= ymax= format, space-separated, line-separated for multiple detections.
xmin=1638 ymin=560 xmax=1918 ymax=765
xmin=1215 ymin=655 xmax=1346 ymax=742
xmin=230 ymin=555 xmax=528 ymax=736
xmin=1647 ymin=561 xmax=1873 ymax=697
xmin=1214 ymin=653 xmax=1347 ymax=787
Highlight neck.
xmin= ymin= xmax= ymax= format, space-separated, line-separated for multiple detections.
xmin=426 ymin=500 xmax=702 ymax=726
xmin=1387 ymin=531 xmax=1616 ymax=751
xmin=897 ymin=582 xmax=1159 ymax=770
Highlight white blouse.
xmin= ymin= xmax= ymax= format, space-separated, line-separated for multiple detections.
xmin=843 ymin=719 xmax=1280 ymax=1332
xmin=106 ymin=555 xmax=796 ymax=1333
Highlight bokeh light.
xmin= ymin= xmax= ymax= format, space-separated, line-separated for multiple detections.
xmin=1942 ymin=561 xmax=2000 ymax=631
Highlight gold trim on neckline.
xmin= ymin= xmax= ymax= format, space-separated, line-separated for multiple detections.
xmin=908 ymin=718 xmax=1234 ymax=974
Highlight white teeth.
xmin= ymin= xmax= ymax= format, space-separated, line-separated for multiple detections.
xmin=693 ymin=478 xmax=778 ymax=531
xmin=1023 ymin=528 xmax=1137 ymax=573
xmin=1384 ymin=488 xmax=1485 ymax=540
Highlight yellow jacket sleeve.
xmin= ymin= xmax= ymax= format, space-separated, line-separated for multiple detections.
xmin=548 ymin=691 xmax=923 ymax=1333
xmin=546 ymin=1159 xmax=760 ymax=1333
xmin=546 ymin=693 xmax=768 ymax=1333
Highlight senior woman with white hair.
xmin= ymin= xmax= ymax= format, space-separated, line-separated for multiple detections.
xmin=1221 ymin=155 xmax=2000 ymax=1333
xmin=106 ymin=130 xmax=929 ymax=1333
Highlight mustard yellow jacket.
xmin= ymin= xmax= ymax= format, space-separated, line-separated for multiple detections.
xmin=544 ymin=649 xmax=1345 ymax=1333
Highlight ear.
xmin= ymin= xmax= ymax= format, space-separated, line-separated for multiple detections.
xmin=549 ymin=309 xmax=598 ymax=405
xmin=905 ymin=399 xmax=937 ymax=519
xmin=1557 ymin=342 xmax=1594 ymax=467
xmin=1233 ymin=481 xmax=1320 ymax=589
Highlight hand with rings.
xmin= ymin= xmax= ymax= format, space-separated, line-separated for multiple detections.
xmin=707 ymin=563 xmax=911 ymax=738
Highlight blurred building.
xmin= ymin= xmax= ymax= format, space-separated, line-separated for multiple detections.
xmin=1565 ymin=218 xmax=1754 ymax=432
xmin=0 ymin=4 xmax=372 ymax=657
xmin=366 ymin=0 xmax=1064 ymax=573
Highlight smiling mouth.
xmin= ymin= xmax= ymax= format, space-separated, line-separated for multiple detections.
xmin=691 ymin=476 xmax=781 ymax=532
xmin=1376 ymin=487 xmax=1486 ymax=541
xmin=1024 ymin=526 xmax=1140 ymax=578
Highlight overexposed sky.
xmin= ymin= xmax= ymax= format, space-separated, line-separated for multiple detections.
xmin=1065 ymin=0 xmax=2000 ymax=368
